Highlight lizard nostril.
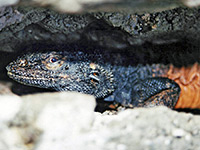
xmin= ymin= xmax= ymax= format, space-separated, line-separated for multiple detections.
xmin=18 ymin=59 xmax=27 ymax=67
xmin=65 ymin=64 xmax=69 ymax=70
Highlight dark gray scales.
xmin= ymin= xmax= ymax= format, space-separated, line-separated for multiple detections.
xmin=6 ymin=51 xmax=180 ymax=108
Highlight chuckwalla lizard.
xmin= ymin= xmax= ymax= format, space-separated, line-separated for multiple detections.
xmin=6 ymin=51 xmax=200 ymax=109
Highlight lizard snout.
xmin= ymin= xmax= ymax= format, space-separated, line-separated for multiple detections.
xmin=6 ymin=65 xmax=10 ymax=72
xmin=6 ymin=61 xmax=14 ymax=72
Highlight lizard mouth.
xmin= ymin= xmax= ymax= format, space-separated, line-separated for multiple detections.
xmin=6 ymin=63 xmax=66 ymax=88
xmin=7 ymin=69 xmax=53 ymax=86
xmin=7 ymin=66 xmax=71 ymax=81
xmin=7 ymin=71 xmax=54 ymax=81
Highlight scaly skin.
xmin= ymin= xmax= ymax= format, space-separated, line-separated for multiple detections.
xmin=7 ymin=50 xmax=199 ymax=109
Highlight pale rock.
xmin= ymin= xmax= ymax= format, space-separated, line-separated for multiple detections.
xmin=0 ymin=95 xmax=22 ymax=123
xmin=0 ymin=0 xmax=19 ymax=7
xmin=32 ymin=0 xmax=114 ymax=13
xmin=0 ymin=82 xmax=14 ymax=95
xmin=19 ymin=92 xmax=96 ymax=150
xmin=184 ymin=0 xmax=200 ymax=7
xmin=0 ymin=92 xmax=200 ymax=150
xmin=0 ymin=95 xmax=27 ymax=150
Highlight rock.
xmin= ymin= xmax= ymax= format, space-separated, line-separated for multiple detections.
xmin=31 ymin=105 xmax=200 ymax=150
xmin=18 ymin=0 xmax=187 ymax=13
xmin=32 ymin=92 xmax=96 ymax=150
xmin=87 ymin=107 xmax=200 ymax=150
xmin=0 ymin=0 xmax=19 ymax=7
xmin=184 ymin=0 xmax=200 ymax=7
xmin=0 ymin=95 xmax=27 ymax=150
xmin=0 ymin=92 xmax=96 ymax=150
xmin=12 ymin=92 xmax=96 ymax=150
xmin=31 ymin=0 xmax=111 ymax=13
xmin=0 ymin=92 xmax=200 ymax=149
xmin=0 ymin=6 xmax=23 ymax=32
xmin=0 ymin=81 xmax=14 ymax=95
xmin=0 ymin=94 xmax=22 ymax=122
xmin=0 ymin=125 xmax=28 ymax=150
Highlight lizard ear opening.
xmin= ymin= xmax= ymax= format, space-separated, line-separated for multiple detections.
xmin=89 ymin=67 xmax=100 ymax=84
xmin=89 ymin=73 xmax=100 ymax=84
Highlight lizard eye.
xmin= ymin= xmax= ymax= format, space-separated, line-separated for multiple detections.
xmin=43 ymin=56 xmax=64 ymax=70
xmin=50 ymin=57 xmax=57 ymax=63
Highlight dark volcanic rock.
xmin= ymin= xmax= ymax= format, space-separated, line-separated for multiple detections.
xmin=0 ymin=6 xmax=200 ymax=54
xmin=0 ymin=7 xmax=23 ymax=32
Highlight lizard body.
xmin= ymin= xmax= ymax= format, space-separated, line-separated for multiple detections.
xmin=6 ymin=51 xmax=200 ymax=109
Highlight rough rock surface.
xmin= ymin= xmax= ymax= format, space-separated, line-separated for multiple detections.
xmin=0 ymin=81 xmax=14 ymax=95
xmin=0 ymin=0 xmax=19 ymax=7
xmin=1 ymin=92 xmax=200 ymax=150
xmin=0 ymin=95 xmax=26 ymax=150
xmin=3 ymin=92 xmax=96 ymax=150
xmin=0 ymin=6 xmax=23 ymax=31
xmin=0 ymin=6 xmax=199 ymax=54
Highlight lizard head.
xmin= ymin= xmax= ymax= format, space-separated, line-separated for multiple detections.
xmin=6 ymin=51 xmax=115 ymax=98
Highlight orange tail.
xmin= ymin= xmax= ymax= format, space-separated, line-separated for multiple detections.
xmin=167 ymin=63 xmax=200 ymax=109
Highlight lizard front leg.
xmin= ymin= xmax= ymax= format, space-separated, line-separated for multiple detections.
xmin=130 ymin=77 xmax=180 ymax=108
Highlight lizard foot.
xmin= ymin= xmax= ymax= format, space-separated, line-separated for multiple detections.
xmin=130 ymin=77 xmax=180 ymax=108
